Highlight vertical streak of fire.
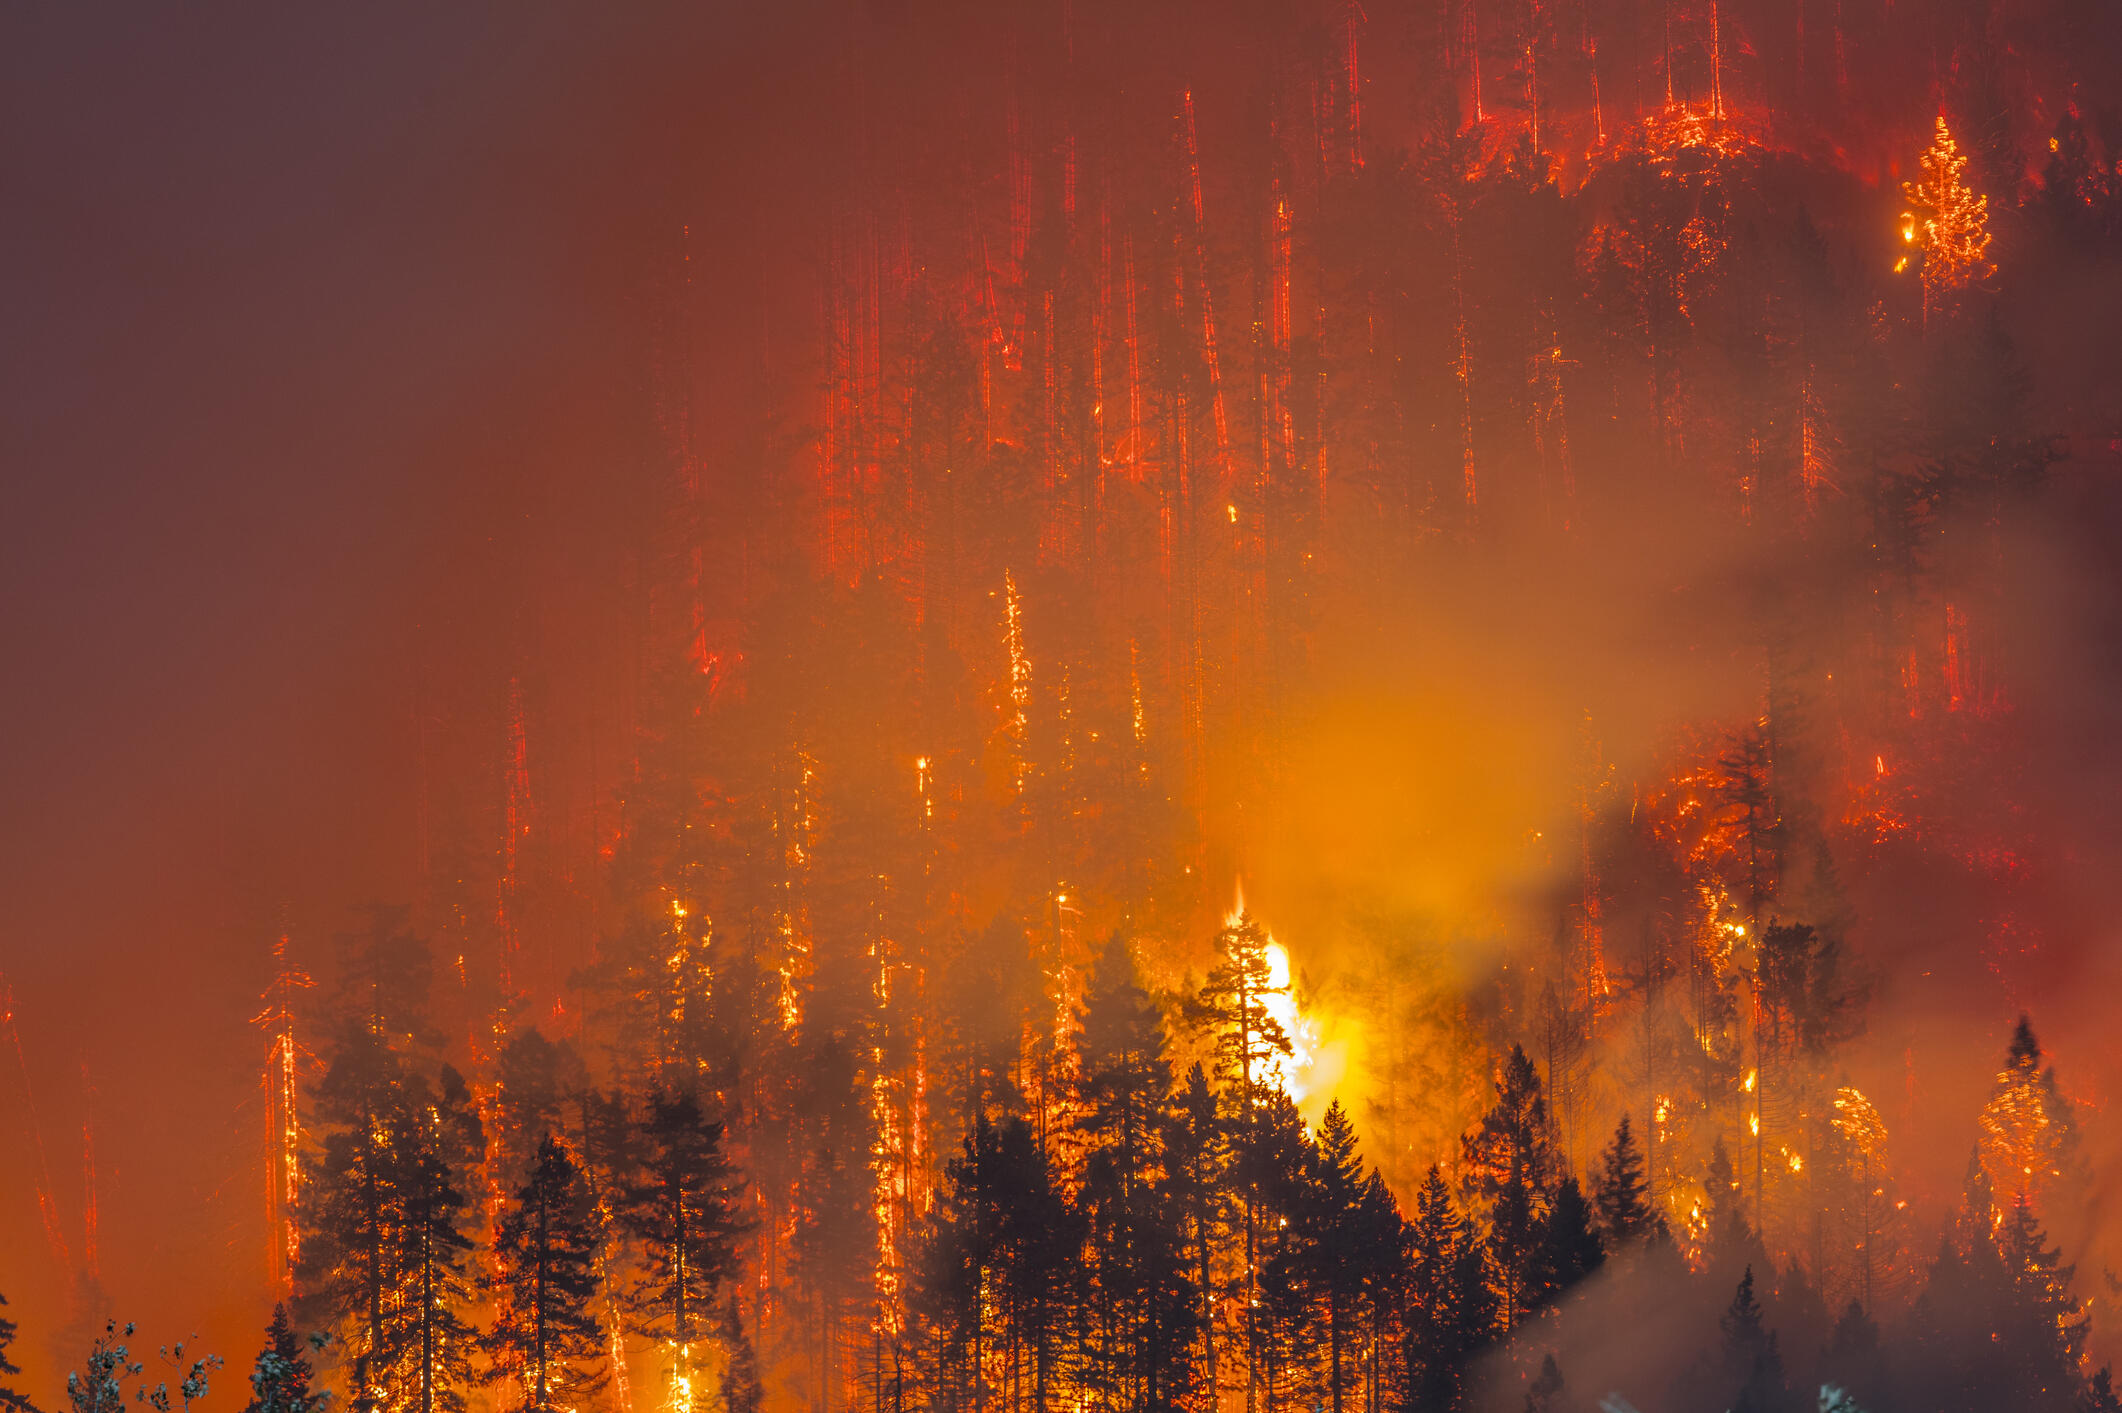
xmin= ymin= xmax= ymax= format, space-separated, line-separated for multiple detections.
xmin=257 ymin=929 xmax=310 ymax=1296
xmin=2 ymin=977 xmax=71 ymax=1276
xmin=1465 ymin=0 xmax=1485 ymax=123
xmin=1344 ymin=1 xmax=1363 ymax=170
xmin=1004 ymin=569 xmax=1032 ymax=801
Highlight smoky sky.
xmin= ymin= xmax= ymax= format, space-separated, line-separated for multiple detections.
xmin=0 ymin=0 xmax=833 ymax=1386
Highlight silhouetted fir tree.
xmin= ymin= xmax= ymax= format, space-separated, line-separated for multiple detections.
xmin=996 ymin=1117 xmax=1082 ymax=1413
xmin=1522 ymin=1354 xmax=1564 ymax=1413
xmin=1161 ymin=1064 xmax=1224 ymax=1406
xmin=1402 ymin=1167 xmax=1494 ymax=1413
xmin=239 ymin=1308 xmax=325 ymax=1413
xmin=1528 ymin=1177 xmax=1604 ymax=1309
xmin=913 ymin=1113 xmax=1079 ymax=1413
xmin=1823 ymin=1299 xmax=1882 ymax=1413
xmin=1248 ymin=1093 xmax=1322 ymax=1413
xmin=1996 ymin=1193 xmax=2088 ymax=1405
xmin=1719 ymin=1268 xmax=1788 ymax=1413
xmin=2082 ymin=1367 xmax=2122 ymax=1413
xmin=1462 ymin=1046 xmax=1556 ymax=1327
xmin=911 ymin=1114 xmax=1003 ymax=1413
xmin=1592 ymin=1114 xmax=1651 ymax=1246
xmin=0 ymin=1294 xmax=37 ymax=1413
xmin=299 ymin=1066 xmax=422 ymax=1386
xmin=1306 ymin=1103 xmax=1375 ymax=1413
xmin=1979 ymin=1016 xmax=2081 ymax=1209
xmin=485 ymin=1136 xmax=606 ymax=1413
xmin=716 ymin=1298 xmax=762 ymax=1413
xmin=622 ymin=1091 xmax=745 ymax=1349
xmin=1193 ymin=907 xmax=1294 ymax=1407
xmin=1081 ymin=937 xmax=1171 ymax=1200
xmin=388 ymin=1110 xmax=478 ymax=1413
xmin=1079 ymin=939 xmax=1197 ymax=1413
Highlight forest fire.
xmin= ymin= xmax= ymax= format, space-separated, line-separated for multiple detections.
xmin=8 ymin=4 xmax=2122 ymax=1413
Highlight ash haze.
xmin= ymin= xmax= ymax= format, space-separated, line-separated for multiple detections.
xmin=5 ymin=5 xmax=2122 ymax=1413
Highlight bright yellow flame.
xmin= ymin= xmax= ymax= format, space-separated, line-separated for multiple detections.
xmin=1743 ymin=1068 xmax=1757 ymax=1093
xmin=667 ymin=1344 xmax=692 ymax=1413
xmin=1259 ymin=941 xmax=1318 ymax=1101
xmin=1749 ymin=1113 xmax=1760 ymax=1136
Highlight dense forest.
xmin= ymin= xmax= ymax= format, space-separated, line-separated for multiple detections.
xmin=9 ymin=0 xmax=2122 ymax=1411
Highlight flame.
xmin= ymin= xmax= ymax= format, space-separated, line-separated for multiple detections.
xmin=1260 ymin=940 xmax=1318 ymax=1101
xmin=666 ymin=1344 xmax=692 ymax=1413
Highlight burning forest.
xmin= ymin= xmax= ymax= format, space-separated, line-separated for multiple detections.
xmin=9 ymin=2 xmax=2122 ymax=1412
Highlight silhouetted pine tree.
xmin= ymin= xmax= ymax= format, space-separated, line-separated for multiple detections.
xmin=1402 ymin=1167 xmax=1493 ymax=1413
xmin=622 ymin=1091 xmax=745 ymax=1349
xmin=1079 ymin=938 xmax=1197 ymax=1413
xmin=1528 ymin=1177 xmax=1604 ymax=1309
xmin=485 ymin=1136 xmax=606 ymax=1413
xmin=0 ymin=1293 xmax=37 ymax=1413
xmin=1592 ymin=1114 xmax=1651 ymax=1246
xmin=239 ymin=1307 xmax=325 ymax=1413
xmin=716 ymin=1298 xmax=762 ymax=1413
xmin=1462 ymin=1047 xmax=1555 ymax=1327
xmin=387 ymin=1110 xmax=478 ymax=1413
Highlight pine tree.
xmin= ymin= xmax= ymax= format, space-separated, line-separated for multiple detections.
xmin=240 ymin=1307 xmax=326 ymax=1413
xmin=622 ymin=1091 xmax=745 ymax=1351
xmin=1901 ymin=116 xmax=1994 ymax=321
xmin=1528 ymin=1177 xmax=1604 ymax=1308
xmin=1162 ymin=1064 xmax=1224 ymax=1409
xmin=0 ymin=1293 xmax=39 ymax=1413
xmin=1978 ymin=1017 xmax=2079 ymax=1210
xmin=1306 ymin=1103 xmax=1377 ymax=1413
xmin=715 ymin=1298 xmax=762 ymax=1413
xmin=1592 ymin=1114 xmax=1651 ymax=1247
xmin=388 ymin=1110 xmax=479 ymax=1413
xmin=1080 ymin=940 xmax=1198 ymax=1413
xmin=1461 ymin=1046 xmax=1555 ymax=1327
xmin=1522 ymin=1354 xmax=1564 ymax=1413
xmin=1719 ymin=1268 xmax=1786 ymax=1413
xmin=1995 ymin=1193 xmax=2087 ymax=1405
xmin=1402 ymin=1167 xmax=1493 ymax=1413
xmin=486 ymin=1136 xmax=607 ymax=1413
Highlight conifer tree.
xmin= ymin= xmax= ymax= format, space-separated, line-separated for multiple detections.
xmin=239 ymin=1307 xmax=326 ymax=1413
xmin=1901 ymin=116 xmax=1994 ymax=320
xmin=0 ymin=1293 xmax=38 ymax=1413
xmin=1528 ymin=1177 xmax=1604 ymax=1308
xmin=1080 ymin=940 xmax=1197 ymax=1413
xmin=485 ymin=1136 xmax=607 ymax=1413
xmin=1719 ymin=1268 xmax=1787 ymax=1413
xmin=1978 ymin=1017 xmax=2079 ymax=1210
xmin=622 ymin=1091 xmax=745 ymax=1352
xmin=1995 ymin=1193 xmax=2087 ymax=1404
xmin=1402 ymin=1167 xmax=1493 ymax=1413
xmin=1522 ymin=1354 xmax=1564 ymax=1413
xmin=1162 ymin=1064 xmax=1224 ymax=1405
xmin=388 ymin=1110 xmax=479 ymax=1413
xmin=1592 ymin=1114 xmax=1651 ymax=1246
xmin=715 ymin=1298 xmax=762 ymax=1413
xmin=1461 ymin=1047 xmax=1555 ymax=1327
xmin=1305 ymin=1103 xmax=1375 ymax=1413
